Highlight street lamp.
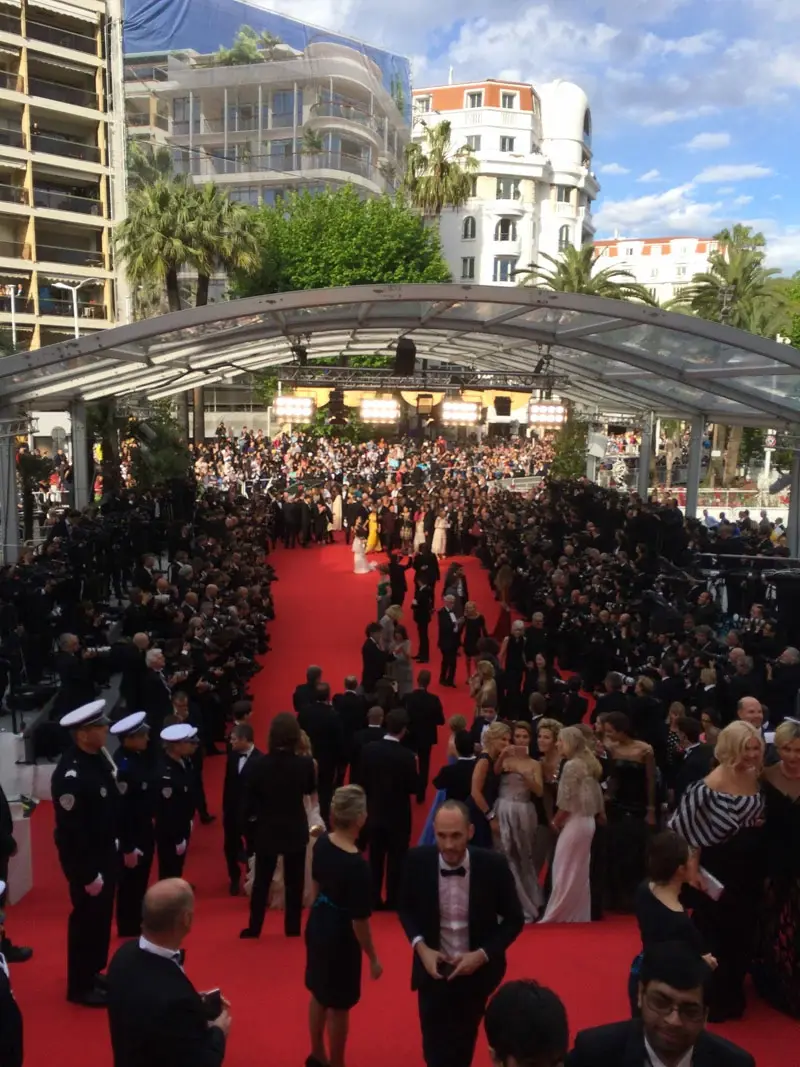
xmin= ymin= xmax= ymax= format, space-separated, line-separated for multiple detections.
xmin=52 ymin=278 xmax=92 ymax=339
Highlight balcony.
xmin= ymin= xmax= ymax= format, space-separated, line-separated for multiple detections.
xmin=309 ymin=101 xmax=378 ymax=132
xmin=40 ymin=296 xmax=106 ymax=319
xmin=36 ymin=243 xmax=104 ymax=267
xmin=31 ymin=132 xmax=101 ymax=163
xmin=0 ymin=127 xmax=23 ymax=148
xmin=0 ymin=70 xmax=22 ymax=93
xmin=26 ymin=17 xmax=98 ymax=56
xmin=0 ymin=183 xmax=27 ymax=205
xmin=29 ymin=76 xmax=97 ymax=110
xmin=0 ymin=294 xmax=34 ymax=314
xmin=0 ymin=239 xmax=25 ymax=259
xmin=124 ymin=64 xmax=168 ymax=82
xmin=0 ymin=10 xmax=20 ymax=33
xmin=33 ymin=187 xmax=102 ymax=215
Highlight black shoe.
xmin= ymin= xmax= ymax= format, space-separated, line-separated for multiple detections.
xmin=2 ymin=944 xmax=32 ymax=964
xmin=199 ymin=813 xmax=216 ymax=825
xmin=229 ymin=881 xmax=241 ymax=897
xmin=239 ymin=928 xmax=260 ymax=939
xmin=306 ymin=1057 xmax=328 ymax=1067
xmin=93 ymin=974 xmax=108 ymax=990
xmin=68 ymin=988 xmax=108 ymax=1008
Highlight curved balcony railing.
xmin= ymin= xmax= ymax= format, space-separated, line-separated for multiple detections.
xmin=309 ymin=101 xmax=380 ymax=134
xmin=176 ymin=149 xmax=387 ymax=188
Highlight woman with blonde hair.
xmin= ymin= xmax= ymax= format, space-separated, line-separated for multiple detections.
xmin=469 ymin=659 xmax=497 ymax=712
xmin=462 ymin=601 xmax=488 ymax=678
xmin=305 ymin=785 xmax=382 ymax=1067
xmin=540 ymin=726 xmax=604 ymax=924
xmin=470 ymin=722 xmax=511 ymax=848
xmin=670 ymin=720 xmax=766 ymax=1021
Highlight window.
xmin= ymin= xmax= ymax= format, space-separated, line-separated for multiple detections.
xmin=496 ymin=177 xmax=520 ymax=200
xmin=173 ymin=97 xmax=189 ymax=122
xmin=625 ymin=247 xmax=634 ymax=257
xmin=466 ymin=90 xmax=483 ymax=109
xmin=461 ymin=257 xmax=475 ymax=280
xmin=468 ymin=176 xmax=478 ymax=197
xmin=493 ymin=256 xmax=518 ymax=283
xmin=558 ymin=225 xmax=571 ymax=253
xmin=556 ymin=185 xmax=572 ymax=204
xmin=650 ymin=267 xmax=659 ymax=279
xmin=272 ymin=90 xmax=294 ymax=128
xmin=462 ymin=216 xmax=476 ymax=240
xmin=500 ymin=136 xmax=515 ymax=152
xmin=583 ymin=108 xmax=592 ymax=148
xmin=414 ymin=96 xmax=431 ymax=114
xmin=495 ymin=218 xmax=517 ymax=241
xmin=501 ymin=91 xmax=516 ymax=109
xmin=675 ymin=265 xmax=688 ymax=278
xmin=466 ymin=134 xmax=481 ymax=151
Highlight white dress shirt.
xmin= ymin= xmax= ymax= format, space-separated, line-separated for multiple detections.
xmin=438 ymin=851 xmax=470 ymax=959
xmin=139 ymin=935 xmax=184 ymax=970
xmin=237 ymin=745 xmax=255 ymax=773
xmin=644 ymin=1037 xmax=693 ymax=1067
xmin=382 ymin=734 xmax=400 ymax=743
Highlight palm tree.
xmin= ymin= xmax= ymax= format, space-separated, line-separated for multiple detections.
xmin=189 ymin=183 xmax=260 ymax=307
xmin=116 ymin=181 xmax=199 ymax=312
xmin=669 ymin=247 xmax=784 ymax=329
xmin=127 ymin=140 xmax=176 ymax=190
xmin=301 ymin=127 xmax=324 ymax=159
xmin=514 ymin=245 xmax=657 ymax=303
xmin=402 ymin=120 xmax=477 ymax=220
xmin=713 ymin=224 xmax=766 ymax=257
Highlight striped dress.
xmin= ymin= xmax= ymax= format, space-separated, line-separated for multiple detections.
xmin=669 ymin=781 xmax=766 ymax=849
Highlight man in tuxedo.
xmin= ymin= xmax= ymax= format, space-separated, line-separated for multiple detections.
xmin=673 ymin=716 xmax=715 ymax=804
xmin=388 ymin=552 xmax=412 ymax=606
xmin=437 ymin=595 xmax=462 ymax=688
xmin=403 ymin=670 xmax=445 ymax=803
xmin=292 ymin=665 xmax=322 ymax=714
xmin=399 ymin=801 xmax=524 ymax=1067
xmin=566 ymin=941 xmax=754 ymax=1067
xmin=412 ymin=577 xmax=434 ymax=663
xmin=413 ymin=545 xmax=440 ymax=598
xmin=140 ymin=648 xmax=176 ymax=738
xmin=332 ymin=676 xmax=368 ymax=782
xmin=362 ymin=622 xmax=395 ymax=693
xmin=361 ymin=709 xmax=417 ymax=910
xmin=298 ymin=682 xmax=344 ymax=824
xmin=350 ymin=706 xmax=385 ymax=788
xmin=107 ymin=878 xmax=230 ymax=1067
xmin=52 ymin=632 xmax=99 ymax=717
xmin=222 ymin=723 xmax=262 ymax=895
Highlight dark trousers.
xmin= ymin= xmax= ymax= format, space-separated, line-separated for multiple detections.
xmin=416 ymin=745 xmax=433 ymax=802
xmin=223 ymin=818 xmax=245 ymax=886
xmin=317 ymin=764 xmax=336 ymax=826
xmin=589 ymin=820 xmax=606 ymax=922
xmin=369 ymin=824 xmax=409 ymax=909
xmin=439 ymin=648 xmax=457 ymax=686
xmin=248 ymin=848 xmax=306 ymax=936
xmin=691 ymin=889 xmax=756 ymax=1019
xmin=283 ymin=526 xmax=298 ymax=549
xmin=157 ymin=838 xmax=187 ymax=881
xmin=116 ymin=844 xmax=153 ymax=938
xmin=66 ymin=863 xmax=116 ymax=996
xmin=416 ymin=620 xmax=430 ymax=661
xmin=418 ymin=974 xmax=494 ymax=1067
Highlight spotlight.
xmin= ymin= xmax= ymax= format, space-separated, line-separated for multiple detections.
xmin=416 ymin=394 xmax=434 ymax=416
xmin=441 ymin=400 xmax=480 ymax=425
xmin=527 ymin=401 xmax=566 ymax=426
xmin=274 ymin=396 xmax=314 ymax=422
xmin=360 ymin=398 xmax=401 ymax=422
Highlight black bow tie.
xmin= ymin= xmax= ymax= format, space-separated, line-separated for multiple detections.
xmin=440 ymin=866 xmax=466 ymax=878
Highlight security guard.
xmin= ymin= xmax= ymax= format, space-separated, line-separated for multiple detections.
xmin=51 ymin=699 xmax=118 ymax=1006
xmin=110 ymin=712 xmax=154 ymax=939
xmin=155 ymin=723 xmax=198 ymax=880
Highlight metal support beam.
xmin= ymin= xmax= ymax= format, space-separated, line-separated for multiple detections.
xmin=70 ymin=400 xmax=90 ymax=511
xmin=0 ymin=420 xmax=19 ymax=565
xmin=637 ymin=412 xmax=653 ymax=498
xmin=193 ymin=386 xmax=205 ymax=443
xmin=585 ymin=454 xmax=598 ymax=482
xmin=684 ymin=414 xmax=705 ymax=519
xmin=789 ymin=451 xmax=800 ymax=559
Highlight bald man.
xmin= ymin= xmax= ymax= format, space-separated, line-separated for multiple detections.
xmin=106 ymin=879 xmax=230 ymax=1067
xmin=736 ymin=697 xmax=779 ymax=765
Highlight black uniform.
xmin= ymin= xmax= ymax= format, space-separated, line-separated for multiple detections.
xmin=154 ymin=756 xmax=196 ymax=880
xmin=51 ymin=745 xmax=118 ymax=1000
xmin=114 ymin=747 xmax=155 ymax=938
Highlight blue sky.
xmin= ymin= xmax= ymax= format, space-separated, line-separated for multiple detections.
xmin=263 ymin=0 xmax=799 ymax=272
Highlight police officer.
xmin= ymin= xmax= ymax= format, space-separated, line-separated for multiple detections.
xmin=110 ymin=712 xmax=154 ymax=939
xmin=51 ymin=699 xmax=118 ymax=1006
xmin=155 ymin=723 xmax=198 ymax=880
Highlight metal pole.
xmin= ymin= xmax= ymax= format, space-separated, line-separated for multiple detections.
xmin=70 ymin=400 xmax=90 ymax=510
xmin=789 ymin=450 xmax=800 ymax=559
xmin=637 ymin=412 xmax=653 ymax=498
xmin=9 ymin=284 xmax=16 ymax=350
xmin=71 ymin=285 xmax=80 ymax=339
xmin=684 ymin=414 xmax=705 ymax=519
xmin=0 ymin=422 xmax=19 ymax=564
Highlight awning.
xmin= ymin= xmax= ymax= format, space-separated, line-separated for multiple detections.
xmin=28 ymin=0 xmax=98 ymax=21
xmin=0 ymin=158 xmax=26 ymax=169
xmin=0 ymin=46 xmax=20 ymax=56
xmin=28 ymin=54 xmax=96 ymax=75
xmin=0 ymin=0 xmax=21 ymax=9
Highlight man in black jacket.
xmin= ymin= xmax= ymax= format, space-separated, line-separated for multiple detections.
xmin=332 ymin=676 xmax=368 ymax=781
xmin=221 ymin=723 xmax=262 ymax=896
xmin=432 ymin=730 xmax=476 ymax=802
xmin=399 ymin=801 xmax=524 ymax=1067
xmin=388 ymin=552 xmax=412 ymax=606
xmin=360 ymin=708 xmax=417 ymax=910
xmin=350 ymin=707 xmax=385 ymax=788
xmin=437 ymin=595 xmax=462 ymax=687
xmin=672 ymin=716 xmax=714 ymax=804
xmin=0 ymin=783 xmax=30 ymax=966
xmin=291 ymin=665 xmax=322 ymax=714
xmin=111 ymin=712 xmax=155 ymax=938
xmin=403 ymin=670 xmax=444 ymax=803
xmin=107 ymin=878 xmax=229 ymax=1067
xmin=566 ymin=942 xmax=754 ymax=1067
xmin=298 ymin=682 xmax=344 ymax=824
xmin=0 ymin=882 xmax=23 ymax=1067
xmin=361 ymin=623 xmax=394 ymax=693
xmin=412 ymin=579 xmax=434 ymax=663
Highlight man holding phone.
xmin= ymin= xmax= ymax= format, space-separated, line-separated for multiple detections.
xmin=398 ymin=801 xmax=524 ymax=1067
xmin=107 ymin=878 xmax=230 ymax=1067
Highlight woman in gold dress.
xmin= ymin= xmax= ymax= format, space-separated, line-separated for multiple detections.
xmin=365 ymin=507 xmax=381 ymax=554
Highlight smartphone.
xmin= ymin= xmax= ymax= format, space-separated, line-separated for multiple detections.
xmin=436 ymin=960 xmax=455 ymax=978
xmin=201 ymin=989 xmax=223 ymax=1019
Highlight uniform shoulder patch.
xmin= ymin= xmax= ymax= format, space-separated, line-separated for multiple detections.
xmin=117 ymin=781 xmax=128 ymax=795
xmin=65 ymin=770 xmax=78 ymax=779
xmin=162 ymin=787 xmax=172 ymax=799
xmin=100 ymin=787 xmax=107 ymax=798
xmin=59 ymin=794 xmax=75 ymax=811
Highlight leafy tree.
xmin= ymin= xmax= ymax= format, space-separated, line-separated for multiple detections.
xmin=515 ymin=245 xmax=657 ymax=303
xmin=86 ymin=399 xmax=136 ymax=496
xmin=670 ymin=246 xmax=785 ymax=330
xmin=713 ymin=225 xmax=766 ymax=257
xmin=127 ymin=140 xmax=176 ymax=190
xmin=212 ymin=25 xmax=283 ymax=66
xmin=306 ymin=406 xmax=371 ymax=443
xmin=301 ymin=128 xmax=324 ymax=157
xmin=190 ymin=183 xmax=260 ymax=307
xmin=233 ymin=185 xmax=451 ymax=298
xmin=128 ymin=412 xmax=191 ymax=490
xmin=17 ymin=452 xmax=52 ymax=541
xmin=549 ymin=412 xmax=589 ymax=480
xmin=253 ymin=372 xmax=279 ymax=409
xmin=402 ymin=120 xmax=477 ymax=220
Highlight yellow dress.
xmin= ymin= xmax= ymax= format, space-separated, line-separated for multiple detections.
xmin=366 ymin=512 xmax=381 ymax=553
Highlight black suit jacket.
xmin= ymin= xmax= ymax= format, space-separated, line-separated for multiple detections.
xmin=298 ymin=702 xmax=345 ymax=777
xmin=403 ymin=688 xmax=445 ymax=750
xmin=350 ymin=725 xmax=385 ymax=785
xmin=566 ymin=1019 xmax=754 ymax=1067
xmin=673 ymin=743 xmax=715 ymax=803
xmin=243 ymin=751 xmax=316 ymax=854
xmin=411 ymin=584 xmax=434 ymax=624
xmin=0 ymin=969 xmax=21 ymax=1067
xmin=437 ymin=607 xmax=461 ymax=653
xmin=432 ymin=758 xmax=476 ymax=802
xmin=360 ymin=738 xmax=417 ymax=834
xmin=398 ymin=845 xmax=524 ymax=991
xmin=222 ymin=746 xmax=262 ymax=828
xmin=292 ymin=682 xmax=317 ymax=714
xmin=362 ymin=639 xmax=394 ymax=692
xmin=332 ymin=690 xmax=369 ymax=744
xmin=106 ymin=940 xmax=226 ymax=1067
xmin=140 ymin=670 xmax=174 ymax=734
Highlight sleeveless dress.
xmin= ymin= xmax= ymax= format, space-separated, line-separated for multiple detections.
xmin=495 ymin=770 xmax=543 ymax=922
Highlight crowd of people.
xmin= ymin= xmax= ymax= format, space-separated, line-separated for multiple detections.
xmin=1 ymin=426 xmax=798 ymax=1067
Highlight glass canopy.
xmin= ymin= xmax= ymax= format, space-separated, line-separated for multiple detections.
xmin=3 ymin=284 xmax=800 ymax=426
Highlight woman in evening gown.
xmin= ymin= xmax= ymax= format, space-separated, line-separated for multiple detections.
xmin=390 ymin=624 xmax=414 ymax=698
xmin=462 ymin=601 xmax=488 ymax=678
xmin=352 ymin=532 xmax=371 ymax=575
xmin=418 ymin=715 xmax=467 ymax=846
xmin=365 ymin=508 xmax=381 ymax=554
xmin=494 ymin=721 xmax=544 ymax=922
xmin=470 ymin=722 xmax=510 ymax=848
xmin=431 ymin=510 xmax=448 ymax=559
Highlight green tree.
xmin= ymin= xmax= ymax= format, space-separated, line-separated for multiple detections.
xmin=127 ymin=140 xmax=176 ymax=190
xmin=306 ymin=407 xmax=371 ymax=443
xmin=301 ymin=128 xmax=324 ymax=157
xmin=402 ymin=120 xmax=477 ymax=221
xmin=212 ymin=25 xmax=283 ymax=66
xmin=86 ymin=399 xmax=137 ymax=496
xmin=549 ymin=412 xmax=589 ymax=480
xmin=190 ymin=183 xmax=260 ymax=307
xmin=17 ymin=452 xmax=52 ymax=541
xmin=253 ymin=372 xmax=279 ymax=408
xmin=128 ymin=411 xmax=191 ymax=490
xmin=515 ymin=245 xmax=657 ymax=303
xmin=713 ymin=224 xmax=767 ymax=257
xmin=233 ymin=185 xmax=451 ymax=298
xmin=670 ymin=246 xmax=784 ymax=329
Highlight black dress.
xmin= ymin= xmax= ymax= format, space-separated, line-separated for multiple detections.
xmin=628 ymin=880 xmax=706 ymax=1013
xmin=605 ymin=758 xmax=650 ymax=912
xmin=752 ymin=780 xmax=800 ymax=1017
xmin=462 ymin=615 xmax=487 ymax=658
xmin=304 ymin=834 xmax=372 ymax=1011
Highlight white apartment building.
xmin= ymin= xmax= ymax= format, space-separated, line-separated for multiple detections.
xmin=125 ymin=41 xmax=408 ymax=302
xmin=0 ymin=0 xmax=126 ymax=352
xmin=411 ymin=78 xmax=599 ymax=286
xmin=593 ymin=235 xmax=721 ymax=304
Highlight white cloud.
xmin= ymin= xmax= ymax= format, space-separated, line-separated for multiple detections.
xmin=693 ymin=164 xmax=773 ymax=183
xmin=733 ymin=195 xmax=754 ymax=206
xmin=685 ymin=131 xmax=731 ymax=151
xmin=716 ymin=187 xmax=735 ymax=194
xmin=594 ymin=184 xmax=724 ymax=235
xmin=654 ymin=30 xmax=723 ymax=56
xmin=638 ymin=169 xmax=662 ymax=182
xmin=637 ymin=105 xmax=719 ymax=126
xmin=599 ymin=162 xmax=631 ymax=175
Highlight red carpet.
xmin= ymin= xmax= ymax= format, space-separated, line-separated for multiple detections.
xmin=9 ymin=543 xmax=794 ymax=1065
